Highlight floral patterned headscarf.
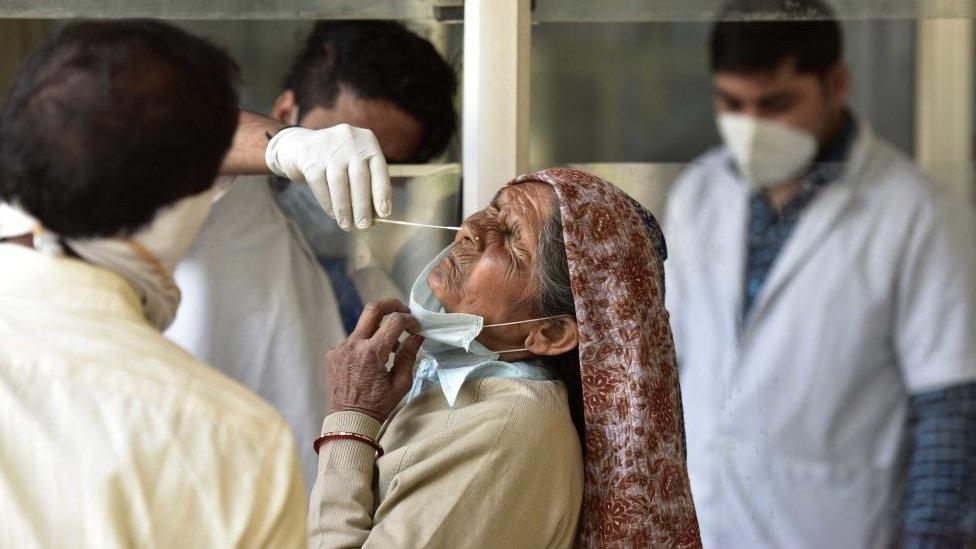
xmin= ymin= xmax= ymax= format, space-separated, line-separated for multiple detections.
xmin=508 ymin=168 xmax=701 ymax=548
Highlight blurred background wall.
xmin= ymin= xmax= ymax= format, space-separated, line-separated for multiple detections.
xmin=0 ymin=18 xmax=915 ymax=166
xmin=0 ymin=16 xmax=925 ymax=227
xmin=529 ymin=21 xmax=915 ymax=165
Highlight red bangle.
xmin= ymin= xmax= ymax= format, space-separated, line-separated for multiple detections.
xmin=313 ymin=431 xmax=384 ymax=457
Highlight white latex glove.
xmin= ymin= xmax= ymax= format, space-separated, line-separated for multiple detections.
xmin=265 ymin=124 xmax=391 ymax=230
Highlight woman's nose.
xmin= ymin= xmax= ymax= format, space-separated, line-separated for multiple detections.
xmin=456 ymin=223 xmax=484 ymax=251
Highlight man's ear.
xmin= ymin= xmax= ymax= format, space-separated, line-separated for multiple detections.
xmin=824 ymin=62 xmax=850 ymax=109
xmin=524 ymin=316 xmax=579 ymax=357
xmin=271 ymin=90 xmax=300 ymax=126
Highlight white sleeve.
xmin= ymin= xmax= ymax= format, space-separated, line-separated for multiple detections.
xmin=895 ymin=189 xmax=976 ymax=392
xmin=663 ymin=173 xmax=695 ymax=366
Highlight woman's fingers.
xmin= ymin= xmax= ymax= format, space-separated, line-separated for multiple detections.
xmin=350 ymin=299 xmax=410 ymax=339
xmin=325 ymin=300 xmax=421 ymax=422
xmin=391 ymin=335 xmax=424 ymax=395
xmin=372 ymin=313 xmax=421 ymax=353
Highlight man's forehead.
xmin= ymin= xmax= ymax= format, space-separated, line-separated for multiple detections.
xmin=298 ymin=91 xmax=423 ymax=162
xmin=713 ymin=58 xmax=813 ymax=90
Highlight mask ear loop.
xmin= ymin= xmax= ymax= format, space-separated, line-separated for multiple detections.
xmin=482 ymin=315 xmax=573 ymax=354
xmin=483 ymin=315 xmax=568 ymax=328
xmin=495 ymin=347 xmax=529 ymax=354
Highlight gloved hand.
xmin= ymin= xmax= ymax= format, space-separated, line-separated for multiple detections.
xmin=265 ymin=124 xmax=391 ymax=230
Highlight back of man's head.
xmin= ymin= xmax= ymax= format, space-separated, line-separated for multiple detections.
xmin=284 ymin=21 xmax=457 ymax=163
xmin=0 ymin=20 xmax=240 ymax=239
xmin=711 ymin=0 xmax=842 ymax=76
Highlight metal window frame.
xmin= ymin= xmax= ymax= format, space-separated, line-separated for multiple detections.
xmin=916 ymin=18 xmax=974 ymax=200
xmin=4 ymin=0 xmax=976 ymax=21
xmin=461 ymin=0 xmax=531 ymax=215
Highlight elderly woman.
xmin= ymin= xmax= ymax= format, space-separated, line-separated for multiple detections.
xmin=309 ymin=168 xmax=701 ymax=548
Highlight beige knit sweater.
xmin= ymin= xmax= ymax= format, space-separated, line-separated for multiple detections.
xmin=307 ymin=377 xmax=584 ymax=548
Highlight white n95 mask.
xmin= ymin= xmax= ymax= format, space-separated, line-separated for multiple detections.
xmin=717 ymin=113 xmax=817 ymax=189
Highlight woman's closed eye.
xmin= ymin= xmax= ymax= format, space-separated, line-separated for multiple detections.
xmin=506 ymin=226 xmax=530 ymax=265
xmin=480 ymin=208 xmax=508 ymax=245
xmin=496 ymin=216 xmax=531 ymax=268
xmin=480 ymin=206 xmax=530 ymax=269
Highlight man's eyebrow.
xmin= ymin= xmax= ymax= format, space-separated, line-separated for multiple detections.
xmin=715 ymin=89 xmax=741 ymax=103
xmin=759 ymin=90 xmax=796 ymax=104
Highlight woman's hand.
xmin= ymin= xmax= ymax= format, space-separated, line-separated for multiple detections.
xmin=326 ymin=299 xmax=424 ymax=422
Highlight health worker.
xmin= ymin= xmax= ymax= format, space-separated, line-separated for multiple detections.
xmin=664 ymin=1 xmax=976 ymax=546
xmin=165 ymin=21 xmax=458 ymax=490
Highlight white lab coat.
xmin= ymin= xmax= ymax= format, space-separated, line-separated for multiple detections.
xmin=664 ymin=120 xmax=976 ymax=548
xmin=166 ymin=176 xmax=346 ymax=492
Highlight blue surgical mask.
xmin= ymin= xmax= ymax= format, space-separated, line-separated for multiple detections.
xmin=405 ymin=246 xmax=562 ymax=406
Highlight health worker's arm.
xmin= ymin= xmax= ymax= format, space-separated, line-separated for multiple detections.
xmin=220 ymin=110 xmax=392 ymax=230
xmin=893 ymin=188 xmax=976 ymax=545
xmin=219 ymin=110 xmax=286 ymax=175
xmin=902 ymin=384 xmax=976 ymax=546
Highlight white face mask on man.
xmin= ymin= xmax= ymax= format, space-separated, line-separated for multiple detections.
xmin=717 ymin=113 xmax=818 ymax=190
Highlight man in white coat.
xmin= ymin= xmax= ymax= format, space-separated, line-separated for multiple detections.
xmin=166 ymin=21 xmax=457 ymax=490
xmin=664 ymin=1 xmax=976 ymax=547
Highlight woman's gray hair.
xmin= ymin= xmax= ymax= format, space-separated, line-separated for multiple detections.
xmin=535 ymin=200 xmax=575 ymax=319
xmin=534 ymin=196 xmax=584 ymax=445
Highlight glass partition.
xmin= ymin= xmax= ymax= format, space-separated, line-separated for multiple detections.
xmin=531 ymin=20 xmax=916 ymax=164
xmin=346 ymin=170 xmax=461 ymax=303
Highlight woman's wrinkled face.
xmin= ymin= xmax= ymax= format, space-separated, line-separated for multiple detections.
xmin=429 ymin=182 xmax=553 ymax=349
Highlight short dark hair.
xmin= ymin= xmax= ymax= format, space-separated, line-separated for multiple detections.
xmin=284 ymin=21 xmax=457 ymax=162
xmin=0 ymin=20 xmax=240 ymax=238
xmin=710 ymin=0 xmax=842 ymax=76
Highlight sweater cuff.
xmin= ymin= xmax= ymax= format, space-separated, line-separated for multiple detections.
xmin=317 ymin=412 xmax=383 ymax=470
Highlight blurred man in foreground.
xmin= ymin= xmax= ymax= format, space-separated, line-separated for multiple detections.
xmin=0 ymin=20 xmax=393 ymax=545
